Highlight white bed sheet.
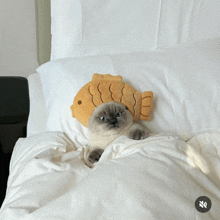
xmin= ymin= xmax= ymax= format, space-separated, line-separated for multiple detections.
xmin=0 ymin=131 xmax=220 ymax=219
xmin=27 ymin=73 xmax=47 ymax=137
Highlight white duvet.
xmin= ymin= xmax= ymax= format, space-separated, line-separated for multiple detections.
xmin=1 ymin=131 xmax=220 ymax=219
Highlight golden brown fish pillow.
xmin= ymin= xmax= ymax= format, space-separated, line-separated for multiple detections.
xmin=70 ymin=73 xmax=153 ymax=127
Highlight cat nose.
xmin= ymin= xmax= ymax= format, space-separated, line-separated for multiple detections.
xmin=109 ymin=118 xmax=117 ymax=125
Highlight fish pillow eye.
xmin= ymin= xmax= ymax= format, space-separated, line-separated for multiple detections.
xmin=70 ymin=73 xmax=153 ymax=127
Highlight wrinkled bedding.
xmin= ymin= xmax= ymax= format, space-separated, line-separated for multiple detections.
xmin=1 ymin=131 xmax=220 ymax=219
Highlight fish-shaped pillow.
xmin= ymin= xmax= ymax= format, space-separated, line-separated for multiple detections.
xmin=70 ymin=73 xmax=153 ymax=127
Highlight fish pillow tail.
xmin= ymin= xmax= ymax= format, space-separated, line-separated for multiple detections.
xmin=139 ymin=91 xmax=153 ymax=121
xmin=142 ymin=91 xmax=153 ymax=100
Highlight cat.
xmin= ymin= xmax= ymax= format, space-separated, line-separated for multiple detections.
xmin=85 ymin=102 xmax=149 ymax=168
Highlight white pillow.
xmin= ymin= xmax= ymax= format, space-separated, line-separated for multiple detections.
xmin=50 ymin=0 xmax=160 ymax=60
xmin=50 ymin=0 xmax=220 ymax=60
xmin=157 ymin=0 xmax=220 ymax=48
xmin=38 ymin=38 xmax=220 ymax=141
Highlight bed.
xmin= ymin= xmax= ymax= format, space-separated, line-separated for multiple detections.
xmin=1 ymin=0 xmax=220 ymax=219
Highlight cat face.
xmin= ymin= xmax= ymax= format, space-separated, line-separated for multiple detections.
xmin=88 ymin=102 xmax=133 ymax=135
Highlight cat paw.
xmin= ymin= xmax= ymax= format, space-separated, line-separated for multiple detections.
xmin=88 ymin=148 xmax=104 ymax=164
xmin=128 ymin=129 xmax=147 ymax=140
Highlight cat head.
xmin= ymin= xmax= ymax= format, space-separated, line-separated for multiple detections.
xmin=88 ymin=102 xmax=133 ymax=135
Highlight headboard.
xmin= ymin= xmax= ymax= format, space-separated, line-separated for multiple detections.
xmin=35 ymin=0 xmax=51 ymax=65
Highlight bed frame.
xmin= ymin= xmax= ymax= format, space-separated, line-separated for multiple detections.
xmin=35 ymin=0 xmax=51 ymax=65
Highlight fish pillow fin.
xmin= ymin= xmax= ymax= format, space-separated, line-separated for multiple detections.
xmin=92 ymin=73 xmax=122 ymax=82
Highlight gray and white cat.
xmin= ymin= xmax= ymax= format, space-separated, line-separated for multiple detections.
xmin=85 ymin=102 xmax=149 ymax=168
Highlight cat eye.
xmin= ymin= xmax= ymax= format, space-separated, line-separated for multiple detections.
xmin=98 ymin=116 xmax=107 ymax=122
xmin=116 ymin=112 xmax=122 ymax=118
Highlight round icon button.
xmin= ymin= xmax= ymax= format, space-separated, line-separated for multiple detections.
xmin=195 ymin=196 xmax=212 ymax=213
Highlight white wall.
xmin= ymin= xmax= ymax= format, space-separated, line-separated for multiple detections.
xmin=0 ymin=0 xmax=39 ymax=78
